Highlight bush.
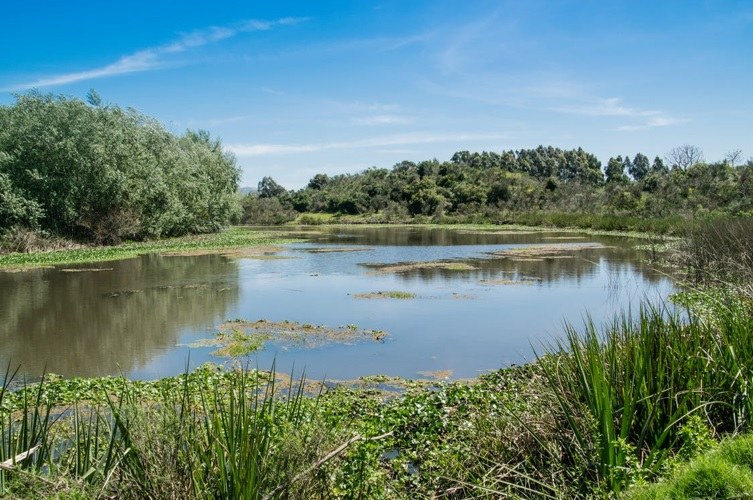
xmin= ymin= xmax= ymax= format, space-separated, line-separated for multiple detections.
xmin=0 ymin=93 xmax=241 ymax=244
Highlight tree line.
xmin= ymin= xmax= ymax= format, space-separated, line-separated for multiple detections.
xmin=243 ymin=145 xmax=753 ymax=224
xmin=0 ymin=92 xmax=241 ymax=246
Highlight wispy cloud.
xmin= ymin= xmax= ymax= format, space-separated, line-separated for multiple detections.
xmin=350 ymin=114 xmax=415 ymax=126
xmin=423 ymin=77 xmax=682 ymax=131
xmin=228 ymin=131 xmax=509 ymax=156
xmin=554 ymin=97 xmax=683 ymax=131
xmin=5 ymin=17 xmax=307 ymax=91
xmin=554 ymin=97 xmax=657 ymax=117
xmin=614 ymin=116 xmax=684 ymax=132
xmin=439 ymin=12 xmax=504 ymax=73
xmin=252 ymin=33 xmax=429 ymax=61
xmin=170 ymin=114 xmax=254 ymax=128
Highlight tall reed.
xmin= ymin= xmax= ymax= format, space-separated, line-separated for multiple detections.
xmin=0 ymin=365 xmax=57 ymax=493
xmin=537 ymin=297 xmax=753 ymax=493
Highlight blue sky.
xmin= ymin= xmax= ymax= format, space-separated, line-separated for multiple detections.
xmin=1 ymin=1 xmax=751 ymax=188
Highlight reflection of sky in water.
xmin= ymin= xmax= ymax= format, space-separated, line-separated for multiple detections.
xmin=1 ymin=227 xmax=677 ymax=381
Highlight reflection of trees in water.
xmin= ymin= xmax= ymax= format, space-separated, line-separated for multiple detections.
xmin=310 ymin=227 xmax=674 ymax=285
xmin=386 ymin=246 xmax=674 ymax=286
xmin=0 ymin=254 xmax=239 ymax=378
xmin=307 ymin=227 xmax=560 ymax=247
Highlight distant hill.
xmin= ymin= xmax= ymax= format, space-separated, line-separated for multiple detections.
xmin=238 ymin=186 xmax=257 ymax=195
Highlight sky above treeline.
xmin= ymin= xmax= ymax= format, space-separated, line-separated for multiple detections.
xmin=1 ymin=1 xmax=751 ymax=189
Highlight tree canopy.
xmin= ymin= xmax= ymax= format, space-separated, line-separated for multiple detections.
xmin=241 ymin=144 xmax=752 ymax=224
xmin=0 ymin=92 xmax=241 ymax=244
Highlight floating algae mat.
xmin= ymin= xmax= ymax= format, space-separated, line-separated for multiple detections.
xmin=487 ymin=242 xmax=607 ymax=258
xmin=160 ymin=245 xmax=289 ymax=259
xmin=417 ymin=369 xmax=454 ymax=380
xmin=360 ymin=260 xmax=476 ymax=274
xmin=187 ymin=319 xmax=388 ymax=358
xmin=299 ymin=247 xmax=373 ymax=253
xmin=353 ymin=291 xmax=417 ymax=299
xmin=478 ymin=278 xmax=539 ymax=286
xmin=60 ymin=267 xmax=114 ymax=273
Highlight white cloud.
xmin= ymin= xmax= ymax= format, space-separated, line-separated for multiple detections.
xmin=5 ymin=17 xmax=308 ymax=91
xmin=228 ymin=131 xmax=510 ymax=157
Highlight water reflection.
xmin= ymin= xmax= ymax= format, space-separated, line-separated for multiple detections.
xmin=0 ymin=254 xmax=239 ymax=377
xmin=0 ymin=226 xmax=676 ymax=381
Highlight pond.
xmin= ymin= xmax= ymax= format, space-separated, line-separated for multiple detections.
xmin=0 ymin=226 xmax=676 ymax=381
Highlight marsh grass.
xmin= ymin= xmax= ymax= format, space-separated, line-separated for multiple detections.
xmin=0 ymin=363 xmax=357 ymax=498
xmin=680 ymin=218 xmax=753 ymax=295
xmin=0 ymin=227 xmax=295 ymax=270
xmin=499 ymin=211 xmax=687 ymax=235
xmin=522 ymin=297 xmax=753 ymax=493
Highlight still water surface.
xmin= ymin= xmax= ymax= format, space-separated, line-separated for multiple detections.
xmin=0 ymin=227 xmax=675 ymax=381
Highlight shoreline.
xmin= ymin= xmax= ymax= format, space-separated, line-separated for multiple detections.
xmin=0 ymin=221 xmax=677 ymax=271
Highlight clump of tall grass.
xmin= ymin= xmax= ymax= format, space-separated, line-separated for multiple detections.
xmin=680 ymin=217 xmax=753 ymax=294
xmin=0 ymin=364 xmax=57 ymax=493
xmin=0 ymin=364 xmax=354 ymax=498
xmin=532 ymin=297 xmax=753 ymax=494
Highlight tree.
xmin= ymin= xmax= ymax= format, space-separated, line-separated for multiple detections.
xmin=630 ymin=153 xmax=650 ymax=181
xmin=307 ymin=173 xmax=329 ymax=190
xmin=651 ymin=156 xmax=668 ymax=174
xmin=666 ymin=145 xmax=704 ymax=170
xmin=257 ymin=177 xmax=287 ymax=198
xmin=0 ymin=92 xmax=240 ymax=242
xmin=86 ymin=89 xmax=102 ymax=107
xmin=605 ymin=156 xmax=627 ymax=183
xmin=559 ymin=148 xmax=603 ymax=184
xmin=725 ymin=149 xmax=743 ymax=167
xmin=622 ymin=155 xmax=633 ymax=179
xmin=0 ymin=171 xmax=43 ymax=230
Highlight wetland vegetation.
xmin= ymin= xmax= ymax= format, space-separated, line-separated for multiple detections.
xmin=3 ymin=94 xmax=753 ymax=497
xmin=3 ymin=220 xmax=753 ymax=497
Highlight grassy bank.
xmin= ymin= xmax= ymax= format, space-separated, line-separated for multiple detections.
xmin=1 ymin=219 xmax=670 ymax=272
xmin=0 ymin=227 xmax=295 ymax=270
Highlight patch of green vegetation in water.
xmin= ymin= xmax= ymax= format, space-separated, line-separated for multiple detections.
xmin=185 ymin=319 xmax=388 ymax=357
xmin=187 ymin=329 xmax=269 ymax=357
xmin=361 ymin=260 xmax=476 ymax=274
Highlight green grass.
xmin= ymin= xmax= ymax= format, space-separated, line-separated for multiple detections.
xmin=0 ymin=227 xmax=295 ymax=270
xmin=626 ymin=434 xmax=753 ymax=499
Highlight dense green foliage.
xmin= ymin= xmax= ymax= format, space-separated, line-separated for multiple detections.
xmin=0 ymin=92 xmax=241 ymax=245
xmin=242 ymin=146 xmax=753 ymax=230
